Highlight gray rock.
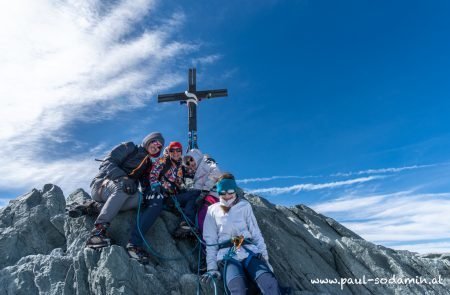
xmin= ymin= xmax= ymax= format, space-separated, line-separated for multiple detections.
xmin=0 ymin=248 xmax=72 ymax=295
xmin=0 ymin=184 xmax=66 ymax=269
xmin=420 ymin=253 xmax=450 ymax=262
xmin=0 ymin=185 xmax=449 ymax=294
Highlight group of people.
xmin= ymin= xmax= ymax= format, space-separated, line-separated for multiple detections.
xmin=69 ymin=131 xmax=281 ymax=294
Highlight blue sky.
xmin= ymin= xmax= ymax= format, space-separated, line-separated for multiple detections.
xmin=1 ymin=0 xmax=450 ymax=253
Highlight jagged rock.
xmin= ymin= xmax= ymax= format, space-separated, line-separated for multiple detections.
xmin=0 ymin=248 xmax=72 ymax=295
xmin=0 ymin=184 xmax=66 ymax=269
xmin=420 ymin=253 xmax=450 ymax=262
xmin=0 ymin=185 xmax=449 ymax=294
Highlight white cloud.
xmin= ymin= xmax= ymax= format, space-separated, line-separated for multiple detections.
xmin=331 ymin=164 xmax=434 ymax=177
xmin=0 ymin=1 xmax=197 ymax=196
xmin=238 ymin=164 xmax=440 ymax=184
xmin=0 ymin=153 xmax=99 ymax=195
xmin=312 ymin=192 xmax=450 ymax=253
xmin=246 ymin=176 xmax=383 ymax=195
xmin=191 ymin=54 xmax=222 ymax=66
xmin=237 ymin=175 xmax=318 ymax=184
xmin=390 ymin=242 xmax=450 ymax=254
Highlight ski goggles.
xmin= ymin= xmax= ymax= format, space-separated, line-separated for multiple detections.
xmin=169 ymin=148 xmax=182 ymax=153
xmin=219 ymin=189 xmax=236 ymax=196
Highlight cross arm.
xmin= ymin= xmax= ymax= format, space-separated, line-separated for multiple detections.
xmin=196 ymin=89 xmax=228 ymax=100
xmin=157 ymin=92 xmax=187 ymax=103
xmin=157 ymin=89 xmax=228 ymax=103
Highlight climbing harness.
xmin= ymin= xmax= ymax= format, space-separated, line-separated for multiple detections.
xmin=135 ymin=191 xmax=262 ymax=295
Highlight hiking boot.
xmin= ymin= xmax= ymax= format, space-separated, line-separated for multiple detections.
xmin=86 ymin=223 xmax=112 ymax=249
xmin=68 ymin=200 xmax=102 ymax=218
xmin=126 ymin=243 xmax=150 ymax=265
xmin=173 ymin=221 xmax=197 ymax=239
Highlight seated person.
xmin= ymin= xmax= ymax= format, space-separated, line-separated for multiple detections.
xmin=127 ymin=141 xmax=199 ymax=263
xmin=182 ymin=148 xmax=222 ymax=236
xmin=202 ymin=173 xmax=281 ymax=295
xmin=84 ymin=132 xmax=164 ymax=249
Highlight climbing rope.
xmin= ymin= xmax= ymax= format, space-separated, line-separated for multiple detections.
xmin=136 ymin=191 xmax=253 ymax=295
xmin=136 ymin=192 xmax=199 ymax=261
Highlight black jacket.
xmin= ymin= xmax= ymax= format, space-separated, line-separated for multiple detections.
xmin=92 ymin=142 xmax=152 ymax=189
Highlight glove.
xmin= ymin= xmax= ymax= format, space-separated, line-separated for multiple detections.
xmin=142 ymin=186 xmax=152 ymax=198
xmin=200 ymin=270 xmax=221 ymax=284
xmin=151 ymin=182 xmax=161 ymax=194
xmin=120 ymin=177 xmax=137 ymax=195
xmin=146 ymin=192 xmax=164 ymax=200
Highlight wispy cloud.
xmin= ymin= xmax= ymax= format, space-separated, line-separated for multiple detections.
xmin=312 ymin=192 xmax=450 ymax=253
xmin=237 ymin=175 xmax=319 ymax=184
xmin=330 ymin=164 xmax=435 ymax=177
xmin=0 ymin=1 xmax=198 ymax=195
xmin=238 ymin=164 xmax=436 ymax=184
xmin=246 ymin=176 xmax=383 ymax=195
xmin=390 ymin=241 xmax=450 ymax=254
xmin=192 ymin=54 xmax=222 ymax=66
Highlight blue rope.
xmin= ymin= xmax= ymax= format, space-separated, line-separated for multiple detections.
xmin=169 ymin=195 xmax=222 ymax=295
xmin=169 ymin=195 xmax=226 ymax=247
xmin=169 ymin=194 xmax=262 ymax=295
xmin=201 ymin=273 xmax=218 ymax=295
xmin=136 ymin=192 xmax=199 ymax=260
xmin=137 ymin=191 xmax=248 ymax=295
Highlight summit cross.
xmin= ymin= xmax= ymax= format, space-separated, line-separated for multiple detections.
xmin=157 ymin=68 xmax=228 ymax=150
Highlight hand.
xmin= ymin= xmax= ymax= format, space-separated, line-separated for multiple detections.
xmin=151 ymin=182 xmax=161 ymax=194
xmin=195 ymin=190 xmax=209 ymax=207
xmin=120 ymin=177 xmax=137 ymax=195
xmin=143 ymin=186 xmax=152 ymax=198
xmin=200 ymin=270 xmax=221 ymax=284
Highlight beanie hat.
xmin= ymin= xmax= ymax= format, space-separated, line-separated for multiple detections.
xmin=142 ymin=132 xmax=165 ymax=150
xmin=216 ymin=178 xmax=237 ymax=194
xmin=168 ymin=141 xmax=182 ymax=152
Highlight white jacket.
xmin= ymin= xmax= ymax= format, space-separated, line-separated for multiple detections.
xmin=203 ymin=199 xmax=269 ymax=271
xmin=186 ymin=149 xmax=221 ymax=192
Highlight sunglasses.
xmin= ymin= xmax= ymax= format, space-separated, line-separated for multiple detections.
xmin=150 ymin=140 xmax=162 ymax=149
xmin=185 ymin=157 xmax=195 ymax=165
xmin=169 ymin=148 xmax=182 ymax=153
xmin=219 ymin=189 xmax=236 ymax=196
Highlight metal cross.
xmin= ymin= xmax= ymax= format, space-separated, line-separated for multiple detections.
xmin=157 ymin=68 xmax=228 ymax=151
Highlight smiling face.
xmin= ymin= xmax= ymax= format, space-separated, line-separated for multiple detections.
xmin=169 ymin=147 xmax=182 ymax=161
xmin=147 ymin=140 xmax=163 ymax=156
xmin=184 ymin=156 xmax=197 ymax=171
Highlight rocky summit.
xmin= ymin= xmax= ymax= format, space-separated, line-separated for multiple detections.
xmin=0 ymin=184 xmax=448 ymax=294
